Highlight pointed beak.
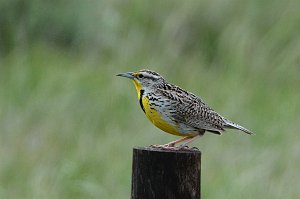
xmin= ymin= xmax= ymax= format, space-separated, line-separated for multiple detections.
xmin=116 ymin=72 xmax=135 ymax=79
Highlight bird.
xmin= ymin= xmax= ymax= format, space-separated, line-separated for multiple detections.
xmin=117 ymin=69 xmax=254 ymax=149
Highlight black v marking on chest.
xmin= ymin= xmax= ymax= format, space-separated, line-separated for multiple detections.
xmin=139 ymin=89 xmax=145 ymax=113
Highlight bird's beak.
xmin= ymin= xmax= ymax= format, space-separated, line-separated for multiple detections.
xmin=116 ymin=72 xmax=135 ymax=79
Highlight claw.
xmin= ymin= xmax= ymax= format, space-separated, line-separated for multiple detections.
xmin=163 ymin=143 xmax=175 ymax=147
xmin=176 ymin=145 xmax=190 ymax=150
xmin=191 ymin=146 xmax=199 ymax=151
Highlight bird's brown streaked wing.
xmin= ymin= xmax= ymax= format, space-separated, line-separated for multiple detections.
xmin=156 ymin=86 xmax=225 ymax=134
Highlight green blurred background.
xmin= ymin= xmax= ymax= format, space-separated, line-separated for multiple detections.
xmin=0 ymin=0 xmax=299 ymax=198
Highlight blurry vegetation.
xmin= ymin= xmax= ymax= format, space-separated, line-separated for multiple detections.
xmin=0 ymin=0 xmax=300 ymax=198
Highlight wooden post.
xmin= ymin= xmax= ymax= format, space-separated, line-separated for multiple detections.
xmin=131 ymin=147 xmax=201 ymax=199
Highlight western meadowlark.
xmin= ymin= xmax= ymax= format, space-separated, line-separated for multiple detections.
xmin=117 ymin=69 xmax=254 ymax=149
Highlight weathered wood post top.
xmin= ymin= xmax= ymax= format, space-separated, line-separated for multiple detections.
xmin=131 ymin=147 xmax=201 ymax=199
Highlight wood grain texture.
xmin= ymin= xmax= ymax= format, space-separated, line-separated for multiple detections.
xmin=131 ymin=147 xmax=201 ymax=199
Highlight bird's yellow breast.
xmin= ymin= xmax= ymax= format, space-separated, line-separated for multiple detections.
xmin=132 ymin=79 xmax=185 ymax=136
xmin=142 ymin=95 xmax=186 ymax=136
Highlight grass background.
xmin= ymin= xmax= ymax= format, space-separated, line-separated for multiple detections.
xmin=0 ymin=0 xmax=300 ymax=198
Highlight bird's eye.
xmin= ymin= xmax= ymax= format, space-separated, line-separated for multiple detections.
xmin=138 ymin=74 xmax=144 ymax=78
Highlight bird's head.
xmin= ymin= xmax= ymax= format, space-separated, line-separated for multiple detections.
xmin=117 ymin=69 xmax=164 ymax=96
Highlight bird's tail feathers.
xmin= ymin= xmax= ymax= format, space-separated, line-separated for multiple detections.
xmin=223 ymin=119 xmax=254 ymax=135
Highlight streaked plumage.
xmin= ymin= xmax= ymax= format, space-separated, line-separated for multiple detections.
xmin=117 ymin=69 xmax=253 ymax=148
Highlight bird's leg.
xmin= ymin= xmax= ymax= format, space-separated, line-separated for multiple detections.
xmin=150 ymin=137 xmax=192 ymax=149
xmin=163 ymin=136 xmax=193 ymax=147
xmin=177 ymin=135 xmax=201 ymax=149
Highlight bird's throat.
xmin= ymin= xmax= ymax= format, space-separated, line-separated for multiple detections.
xmin=132 ymin=80 xmax=146 ymax=113
xmin=132 ymin=79 xmax=143 ymax=99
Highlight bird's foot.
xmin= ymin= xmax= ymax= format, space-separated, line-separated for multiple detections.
xmin=176 ymin=145 xmax=199 ymax=151
xmin=151 ymin=136 xmax=200 ymax=150
xmin=149 ymin=144 xmax=177 ymax=150
xmin=149 ymin=144 xmax=199 ymax=151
